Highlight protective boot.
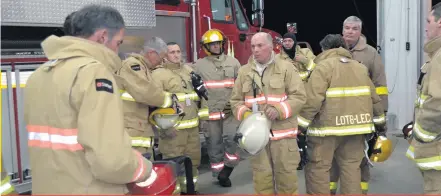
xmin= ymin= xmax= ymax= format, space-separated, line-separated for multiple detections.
xmin=217 ymin=166 xmax=234 ymax=187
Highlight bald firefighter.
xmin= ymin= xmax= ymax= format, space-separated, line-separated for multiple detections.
xmin=23 ymin=5 xmax=156 ymax=194
xmin=329 ymin=16 xmax=389 ymax=195
xmin=405 ymin=3 xmax=441 ymax=194
xmin=298 ymin=34 xmax=385 ymax=195
xmin=276 ymin=32 xmax=317 ymax=170
xmin=231 ymin=32 xmax=306 ymax=194
xmin=150 ymin=42 xmax=201 ymax=194
xmin=192 ymin=29 xmax=241 ymax=187
xmin=1 ymin=158 xmax=16 ymax=195
xmin=114 ymin=36 xmax=180 ymax=157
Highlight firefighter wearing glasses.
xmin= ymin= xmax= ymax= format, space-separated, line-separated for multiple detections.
xmin=192 ymin=29 xmax=241 ymax=187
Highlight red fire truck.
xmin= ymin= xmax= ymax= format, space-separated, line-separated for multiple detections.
xmin=0 ymin=0 xmax=289 ymax=193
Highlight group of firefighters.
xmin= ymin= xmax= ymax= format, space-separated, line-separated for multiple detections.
xmin=1 ymin=2 xmax=441 ymax=195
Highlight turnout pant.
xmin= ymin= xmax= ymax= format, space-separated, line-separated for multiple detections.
xmin=330 ymin=156 xmax=370 ymax=194
xmin=159 ymin=126 xmax=201 ymax=193
xmin=250 ymin=138 xmax=300 ymax=194
xmin=305 ymin=135 xmax=365 ymax=195
xmin=126 ymin=127 xmax=154 ymax=160
xmin=205 ymin=116 xmax=240 ymax=177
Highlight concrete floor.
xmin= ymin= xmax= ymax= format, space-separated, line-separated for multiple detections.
xmin=195 ymin=131 xmax=424 ymax=194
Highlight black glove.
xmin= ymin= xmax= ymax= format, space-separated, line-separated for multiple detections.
xmin=402 ymin=121 xmax=414 ymax=139
xmin=299 ymin=126 xmax=308 ymax=135
xmin=190 ymin=71 xmax=208 ymax=100
xmin=171 ymin=94 xmax=184 ymax=116
xmin=375 ymin=124 xmax=387 ymax=135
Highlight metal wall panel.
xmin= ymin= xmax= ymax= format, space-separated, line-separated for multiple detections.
xmin=1 ymin=0 xmax=156 ymax=28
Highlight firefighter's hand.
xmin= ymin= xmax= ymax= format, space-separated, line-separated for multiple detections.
xmin=299 ymin=126 xmax=308 ymax=135
xmin=375 ymin=124 xmax=387 ymax=134
xmin=264 ymin=106 xmax=279 ymax=121
xmin=402 ymin=121 xmax=414 ymax=139
xmin=295 ymin=54 xmax=308 ymax=64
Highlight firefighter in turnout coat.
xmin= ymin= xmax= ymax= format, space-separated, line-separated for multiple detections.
xmin=150 ymin=42 xmax=201 ymax=193
xmin=192 ymin=29 xmax=242 ymax=187
xmin=330 ymin=16 xmax=389 ymax=194
xmin=298 ymin=34 xmax=386 ymax=195
xmin=115 ymin=37 xmax=179 ymax=157
xmin=23 ymin=5 xmax=156 ymax=193
xmin=231 ymin=32 xmax=306 ymax=194
xmin=276 ymin=32 xmax=317 ymax=170
xmin=405 ymin=4 xmax=441 ymax=194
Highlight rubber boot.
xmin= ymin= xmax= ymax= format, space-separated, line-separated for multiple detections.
xmin=217 ymin=166 xmax=233 ymax=187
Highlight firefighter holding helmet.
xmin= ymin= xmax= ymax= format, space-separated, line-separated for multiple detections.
xmin=230 ymin=32 xmax=307 ymax=194
xmin=192 ymin=29 xmax=242 ymax=187
xmin=297 ymin=34 xmax=387 ymax=195
xmin=149 ymin=42 xmax=201 ymax=194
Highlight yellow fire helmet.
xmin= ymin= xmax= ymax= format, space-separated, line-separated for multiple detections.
xmin=148 ymin=108 xmax=182 ymax=130
xmin=201 ymin=29 xmax=226 ymax=55
xmin=368 ymin=134 xmax=393 ymax=163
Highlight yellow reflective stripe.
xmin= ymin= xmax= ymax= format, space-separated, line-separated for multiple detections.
xmin=175 ymin=92 xmax=200 ymax=102
xmin=415 ymin=94 xmax=428 ymax=108
xmin=161 ymin=92 xmax=173 ymax=108
xmin=307 ymin=124 xmax=375 ymax=136
xmin=361 ymin=182 xmax=369 ymax=191
xmin=326 ymin=86 xmax=371 ymax=98
xmin=297 ymin=116 xmax=311 ymax=127
xmin=373 ymin=114 xmax=386 ymax=124
xmin=329 ymin=182 xmax=337 ymax=190
xmin=306 ymin=59 xmax=316 ymax=71
xmin=299 ymin=71 xmax=309 ymax=80
xmin=406 ymin=146 xmax=414 ymax=160
xmin=407 ymin=145 xmax=441 ymax=170
xmin=120 ymin=90 xmax=135 ymax=101
xmin=176 ymin=117 xmax=199 ymax=130
xmin=131 ymin=137 xmax=152 ymax=148
xmin=375 ymin=86 xmax=388 ymax=95
xmin=173 ymin=183 xmax=181 ymax=195
xmin=0 ymin=176 xmax=15 ymax=195
xmin=413 ymin=122 xmax=438 ymax=142
xmin=198 ymin=108 xmax=209 ymax=119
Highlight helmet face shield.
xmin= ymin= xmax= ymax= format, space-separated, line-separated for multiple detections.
xmin=235 ymin=112 xmax=271 ymax=156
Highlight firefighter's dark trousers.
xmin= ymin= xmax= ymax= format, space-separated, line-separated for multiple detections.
xmin=205 ymin=116 xmax=240 ymax=177
xmin=305 ymin=135 xmax=365 ymax=195
xmin=159 ymin=126 xmax=201 ymax=193
xmin=250 ymin=138 xmax=300 ymax=194
xmin=330 ymin=156 xmax=370 ymax=194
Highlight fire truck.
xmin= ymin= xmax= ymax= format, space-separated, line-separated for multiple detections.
xmin=0 ymin=0 xmax=287 ymax=193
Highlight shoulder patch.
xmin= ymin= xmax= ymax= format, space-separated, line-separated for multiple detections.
xmin=340 ymin=57 xmax=349 ymax=63
xmin=131 ymin=64 xmax=141 ymax=71
xmin=95 ymin=78 xmax=114 ymax=93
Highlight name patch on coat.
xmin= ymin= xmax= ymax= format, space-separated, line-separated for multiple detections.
xmin=131 ymin=64 xmax=141 ymax=71
xmin=95 ymin=79 xmax=114 ymax=93
xmin=335 ymin=113 xmax=371 ymax=126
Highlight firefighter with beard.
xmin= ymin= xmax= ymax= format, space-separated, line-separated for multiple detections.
xmin=192 ymin=29 xmax=241 ymax=187
xmin=150 ymin=42 xmax=201 ymax=194
xmin=276 ymin=32 xmax=316 ymax=170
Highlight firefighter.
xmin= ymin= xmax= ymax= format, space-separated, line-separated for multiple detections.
xmin=150 ymin=42 xmax=201 ymax=194
xmin=192 ymin=29 xmax=241 ymax=187
xmin=231 ymin=32 xmax=306 ymax=194
xmin=1 ymin=158 xmax=16 ymax=195
xmin=405 ymin=3 xmax=441 ymax=194
xmin=114 ymin=36 xmax=181 ymax=157
xmin=63 ymin=11 xmax=76 ymax=35
xmin=328 ymin=15 xmax=389 ymax=195
xmin=298 ymin=34 xmax=386 ymax=195
xmin=23 ymin=5 xmax=157 ymax=194
xmin=275 ymin=32 xmax=316 ymax=170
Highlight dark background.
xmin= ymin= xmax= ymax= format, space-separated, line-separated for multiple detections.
xmin=242 ymin=0 xmax=378 ymax=54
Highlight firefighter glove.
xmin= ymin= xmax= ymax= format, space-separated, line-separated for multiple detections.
xmin=190 ymin=71 xmax=208 ymax=100
xmin=299 ymin=126 xmax=308 ymax=135
xmin=375 ymin=124 xmax=387 ymax=134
